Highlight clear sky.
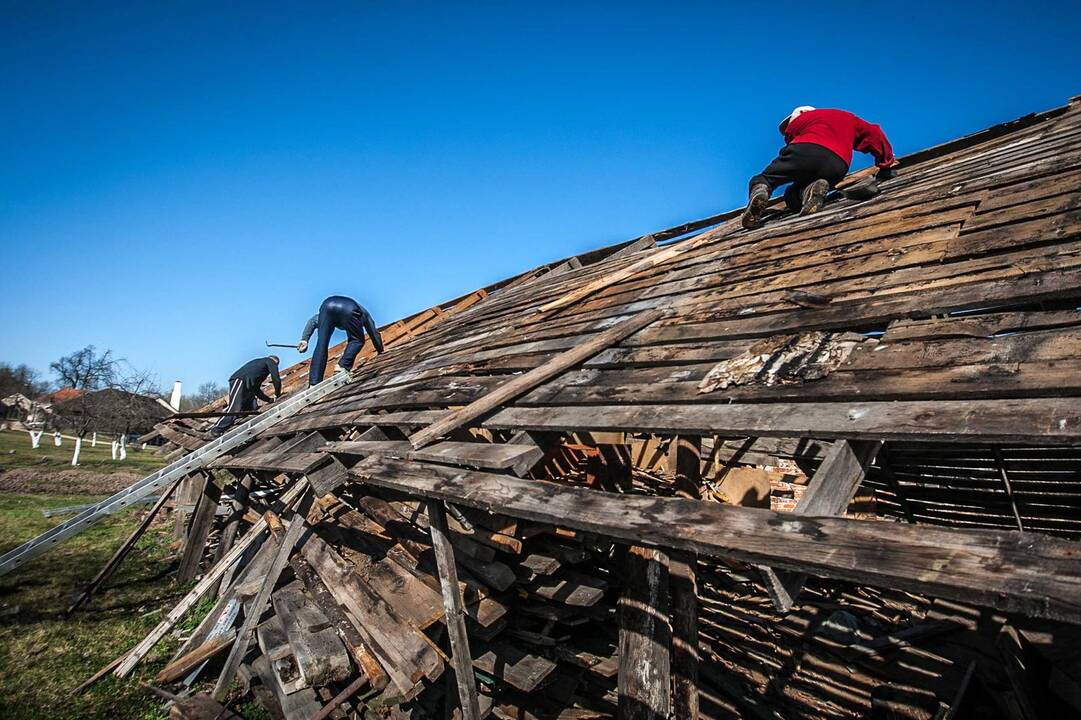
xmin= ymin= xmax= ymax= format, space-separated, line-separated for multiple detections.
xmin=2 ymin=1 xmax=1079 ymax=392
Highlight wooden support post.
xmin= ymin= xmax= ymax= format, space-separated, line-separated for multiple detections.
xmin=212 ymin=499 xmax=310 ymax=701
xmin=618 ymin=545 xmax=671 ymax=720
xmin=759 ymin=439 xmax=882 ymax=612
xmin=174 ymin=474 xmax=195 ymax=538
xmin=177 ymin=472 xmax=222 ymax=583
xmin=668 ymin=435 xmax=702 ymax=497
xmin=408 ymin=308 xmax=664 ymax=449
xmin=670 ymin=552 xmax=699 ymax=720
xmin=66 ymin=474 xmax=185 ymax=615
xmin=427 ymin=501 xmax=481 ymax=720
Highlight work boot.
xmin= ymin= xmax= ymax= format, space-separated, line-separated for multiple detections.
xmin=799 ymin=179 xmax=829 ymax=216
xmin=741 ymin=184 xmax=770 ymax=230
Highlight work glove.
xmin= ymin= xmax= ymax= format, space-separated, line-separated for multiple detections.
xmin=297 ymin=340 xmax=308 ymax=353
xmin=877 ymin=164 xmax=897 ymax=182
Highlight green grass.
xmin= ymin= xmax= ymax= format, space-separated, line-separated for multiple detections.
xmin=0 ymin=430 xmax=166 ymax=475
xmin=0 ymin=492 xmax=189 ymax=719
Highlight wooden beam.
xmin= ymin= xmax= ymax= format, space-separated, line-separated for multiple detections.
xmin=757 ymin=440 xmax=882 ymax=612
xmin=618 ymin=545 xmax=671 ymax=720
xmin=483 ymin=398 xmax=1081 ymax=444
xmin=66 ymin=473 xmax=185 ymax=615
xmin=428 ymin=502 xmax=481 ymax=720
xmin=209 ymin=472 xmax=255 ymax=597
xmin=155 ymin=629 xmax=236 ymax=684
xmin=212 ymin=503 xmax=310 ymax=701
xmin=408 ymin=308 xmax=664 ymax=449
xmin=177 ymin=473 xmax=222 ymax=584
xmin=670 ymin=552 xmax=699 ymax=720
xmin=351 ymin=458 xmax=1081 ymax=623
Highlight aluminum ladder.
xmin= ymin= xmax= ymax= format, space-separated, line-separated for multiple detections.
xmin=0 ymin=371 xmax=354 ymax=576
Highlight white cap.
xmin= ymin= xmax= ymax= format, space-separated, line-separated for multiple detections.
xmin=779 ymin=106 xmax=816 ymax=133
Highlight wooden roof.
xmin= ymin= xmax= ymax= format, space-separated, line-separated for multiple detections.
xmin=133 ymin=97 xmax=1081 ymax=718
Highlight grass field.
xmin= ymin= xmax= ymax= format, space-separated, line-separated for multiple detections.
xmin=0 ymin=429 xmax=167 ymax=475
xmin=0 ymin=492 xmax=188 ymax=719
xmin=0 ymin=432 xmax=272 ymax=718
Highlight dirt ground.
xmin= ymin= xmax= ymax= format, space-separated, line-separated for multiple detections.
xmin=0 ymin=467 xmax=145 ymax=495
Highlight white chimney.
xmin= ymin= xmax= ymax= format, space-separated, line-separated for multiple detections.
xmin=169 ymin=380 xmax=182 ymax=411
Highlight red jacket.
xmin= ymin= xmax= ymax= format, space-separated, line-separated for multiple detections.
xmin=784 ymin=108 xmax=895 ymax=169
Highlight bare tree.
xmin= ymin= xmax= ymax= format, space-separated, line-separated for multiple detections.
xmin=179 ymin=381 xmax=227 ymax=411
xmin=0 ymin=363 xmax=50 ymax=398
xmin=50 ymin=346 xmax=117 ymax=390
xmin=51 ymin=355 xmax=168 ymax=439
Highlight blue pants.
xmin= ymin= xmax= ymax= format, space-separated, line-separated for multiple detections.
xmin=310 ymin=296 xmax=367 ymax=385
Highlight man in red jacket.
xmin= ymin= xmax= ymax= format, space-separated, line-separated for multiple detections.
xmin=741 ymin=106 xmax=896 ymax=230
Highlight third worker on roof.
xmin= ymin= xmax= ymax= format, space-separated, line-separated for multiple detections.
xmin=741 ymin=106 xmax=896 ymax=230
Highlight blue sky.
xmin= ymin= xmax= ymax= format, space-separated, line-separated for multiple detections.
xmin=2 ymin=2 xmax=1079 ymax=392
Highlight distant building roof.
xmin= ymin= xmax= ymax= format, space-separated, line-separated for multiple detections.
xmin=40 ymin=388 xmax=84 ymax=404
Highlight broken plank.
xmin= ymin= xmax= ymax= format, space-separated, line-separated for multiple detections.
xmin=408 ymin=308 xmax=665 ymax=449
xmin=758 ymin=439 xmax=882 ymax=612
xmin=155 ymin=630 xmax=237 ymax=684
xmin=429 ymin=501 xmax=482 ymax=720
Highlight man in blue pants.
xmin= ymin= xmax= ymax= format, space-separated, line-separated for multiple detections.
xmin=298 ymin=295 xmax=384 ymax=386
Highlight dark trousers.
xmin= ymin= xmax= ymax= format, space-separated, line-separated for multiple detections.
xmin=749 ymin=143 xmax=849 ymax=210
xmin=310 ymin=296 xmax=367 ymax=385
xmin=212 ymin=378 xmax=256 ymax=432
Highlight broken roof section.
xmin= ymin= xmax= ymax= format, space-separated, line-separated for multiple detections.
xmin=129 ymin=97 xmax=1081 ymax=718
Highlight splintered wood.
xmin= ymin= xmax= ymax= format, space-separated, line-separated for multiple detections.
xmin=113 ymin=100 xmax=1081 ymax=719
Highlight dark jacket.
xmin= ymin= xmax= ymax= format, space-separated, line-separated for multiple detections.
xmin=229 ymin=357 xmax=282 ymax=402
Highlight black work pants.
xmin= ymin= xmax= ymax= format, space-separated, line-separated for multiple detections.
xmin=212 ymin=378 xmax=257 ymax=432
xmin=749 ymin=143 xmax=849 ymax=210
xmin=309 ymin=296 xmax=367 ymax=385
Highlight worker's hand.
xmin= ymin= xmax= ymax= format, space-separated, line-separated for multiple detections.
xmin=877 ymin=165 xmax=896 ymax=181
xmin=297 ymin=340 xmax=308 ymax=353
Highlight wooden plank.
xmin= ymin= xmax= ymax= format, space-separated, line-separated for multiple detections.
xmin=351 ymin=457 xmax=1081 ymax=623
xmin=272 ymin=583 xmax=352 ymax=687
xmin=214 ymin=451 xmax=328 ymax=474
xmin=758 ymin=439 xmax=882 ymax=612
xmin=155 ymin=630 xmax=236 ymax=684
xmin=472 ymin=641 xmax=557 ymax=692
xmin=323 ymin=439 xmax=542 ymax=474
xmin=177 ymin=473 xmax=222 ymax=584
xmin=483 ymin=398 xmax=1081 ymax=444
xmin=408 ymin=308 xmax=665 ymax=449
xmin=212 ymin=506 xmax=309 ymax=701
xmin=299 ymin=528 xmax=442 ymax=693
xmin=670 ymin=552 xmax=699 ymax=720
xmin=285 ymin=544 xmax=388 ymax=692
xmin=428 ymin=501 xmax=481 ymax=720
xmin=618 ymin=545 xmax=671 ymax=720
